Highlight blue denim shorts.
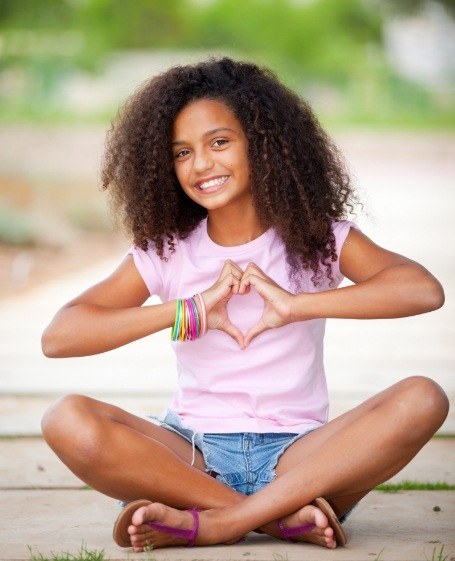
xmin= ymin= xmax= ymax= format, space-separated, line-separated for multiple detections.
xmin=153 ymin=409 xmax=313 ymax=496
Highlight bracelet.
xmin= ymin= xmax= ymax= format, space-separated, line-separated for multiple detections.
xmin=195 ymin=293 xmax=207 ymax=337
xmin=171 ymin=294 xmax=207 ymax=341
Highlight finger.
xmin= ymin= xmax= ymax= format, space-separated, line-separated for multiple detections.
xmin=242 ymin=274 xmax=275 ymax=301
xmin=228 ymin=260 xmax=244 ymax=276
xmin=244 ymin=262 xmax=268 ymax=280
xmin=223 ymin=271 xmax=241 ymax=295
xmin=202 ymin=272 xmax=240 ymax=309
xmin=220 ymin=260 xmax=243 ymax=280
xmin=238 ymin=271 xmax=253 ymax=295
xmin=221 ymin=321 xmax=245 ymax=350
xmin=244 ymin=320 xmax=268 ymax=348
xmin=239 ymin=271 xmax=267 ymax=295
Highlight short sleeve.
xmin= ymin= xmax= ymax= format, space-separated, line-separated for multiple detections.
xmin=330 ymin=220 xmax=360 ymax=287
xmin=128 ymin=245 xmax=163 ymax=297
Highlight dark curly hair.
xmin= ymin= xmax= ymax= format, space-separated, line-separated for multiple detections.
xmin=102 ymin=57 xmax=357 ymax=286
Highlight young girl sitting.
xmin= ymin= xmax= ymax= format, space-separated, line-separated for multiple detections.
xmin=41 ymin=57 xmax=448 ymax=552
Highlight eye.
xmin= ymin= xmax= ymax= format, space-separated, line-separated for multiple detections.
xmin=212 ymin=139 xmax=229 ymax=148
xmin=174 ymin=148 xmax=190 ymax=159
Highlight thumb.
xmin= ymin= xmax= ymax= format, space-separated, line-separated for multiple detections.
xmin=221 ymin=321 xmax=245 ymax=350
xmin=244 ymin=320 xmax=268 ymax=348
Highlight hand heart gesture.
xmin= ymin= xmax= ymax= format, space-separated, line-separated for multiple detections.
xmin=200 ymin=261 xmax=295 ymax=349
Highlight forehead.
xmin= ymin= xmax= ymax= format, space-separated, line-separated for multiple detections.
xmin=172 ymin=98 xmax=242 ymax=138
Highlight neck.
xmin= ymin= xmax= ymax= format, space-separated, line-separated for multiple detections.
xmin=207 ymin=207 xmax=267 ymax=246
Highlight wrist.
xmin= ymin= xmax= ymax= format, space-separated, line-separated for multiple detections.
xmin=291 ymin=292 xmax=314 ymax=322
xmin=194 ymin=293 xmax=207 ymax=336
xmin=170 ymin=294 xmax=206 ymax=342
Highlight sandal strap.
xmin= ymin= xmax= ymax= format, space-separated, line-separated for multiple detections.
xmin=147 ymin=508 xmax=199 ymax=547
xmin=277 ymin=518 xmax=315 ymax=541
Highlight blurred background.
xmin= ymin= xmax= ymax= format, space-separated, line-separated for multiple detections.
xmin=0 ymin=1 xmax=454 ymax=433
xmin=0 ymin=0 xmax=454 ymax=298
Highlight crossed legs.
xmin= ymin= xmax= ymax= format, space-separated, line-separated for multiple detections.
xmin=41 ymin=376 xmax=449 ymax=550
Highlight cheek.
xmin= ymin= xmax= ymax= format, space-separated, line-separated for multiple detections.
xmin=174 ymin=164 xmax=188 ymax=186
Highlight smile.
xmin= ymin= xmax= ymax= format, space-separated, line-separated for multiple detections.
xmin=197 ymin=176 xmax=229 ymax=191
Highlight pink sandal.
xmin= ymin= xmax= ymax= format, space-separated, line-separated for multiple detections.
xmin=113 ymin=499 xmax=200 ymax=548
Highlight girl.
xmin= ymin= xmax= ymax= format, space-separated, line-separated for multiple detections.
xmin=41 ymin=57 xmax=448 ymax=552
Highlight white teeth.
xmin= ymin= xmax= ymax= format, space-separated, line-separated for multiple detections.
xmin=198 ymin=176 xmax=228 ymax=190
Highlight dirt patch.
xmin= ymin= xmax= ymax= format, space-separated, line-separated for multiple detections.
xmin=0 ymin=232 xmax=128 ymax=301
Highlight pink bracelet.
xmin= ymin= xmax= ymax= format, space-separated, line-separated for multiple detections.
xmin=195 ymin=293 xmax=207 ymax=336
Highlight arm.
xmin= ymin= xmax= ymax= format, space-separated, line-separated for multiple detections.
xmin=239 ymin=228 xmax=444 ymax=346
xmin=292 ymin=228 xmax=445 ymax=320
xmin=41 ymin=255 xmax=175 ymax=358
xmin=42 ymin=256 xmax=248 ymax=357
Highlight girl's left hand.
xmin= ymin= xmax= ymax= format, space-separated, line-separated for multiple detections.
xmin=238 ymin=263 xmax=295 ymax=347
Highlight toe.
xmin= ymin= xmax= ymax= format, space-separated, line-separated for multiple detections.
xmin=131 ymin=505 xmax=149 ymax=526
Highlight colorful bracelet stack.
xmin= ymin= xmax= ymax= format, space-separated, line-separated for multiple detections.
xmin=171 ymin=293 xmax=207 ymax=341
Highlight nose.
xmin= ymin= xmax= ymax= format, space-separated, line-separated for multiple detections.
xmin=192 ymin=148 xmax=214 ymax=173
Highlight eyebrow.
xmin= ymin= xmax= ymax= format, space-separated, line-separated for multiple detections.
xmin=172 ymin=127 xmax=237 ymax=146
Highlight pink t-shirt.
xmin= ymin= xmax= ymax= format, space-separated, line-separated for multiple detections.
xmin=130 ymin=218 xmax=357 ymax=434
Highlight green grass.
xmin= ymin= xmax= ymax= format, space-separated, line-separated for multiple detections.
xmin=28 ymin=543 xmax=158 ymax=561
xmin=375 ymin=480 xmax=455 ymax=492
xmin=427 ymin=544 xmax=450 ymax=561
xmin=28 ymin=544 xmax=106 ymax=561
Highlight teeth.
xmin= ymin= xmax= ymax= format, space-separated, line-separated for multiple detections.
xmin=198 ymin=176 xmax=228 ymax=190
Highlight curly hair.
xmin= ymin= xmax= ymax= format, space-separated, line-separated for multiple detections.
xmin=102 ymin=57 xmax=357 ymax=287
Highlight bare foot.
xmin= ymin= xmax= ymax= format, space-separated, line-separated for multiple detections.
xmin=262 ymin=504 xmax=337 ymax=549
xmin=127 ymin=502 xmax=240 ymax=552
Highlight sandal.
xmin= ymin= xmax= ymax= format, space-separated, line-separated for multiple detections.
xmin=113 ymin=499 xmax=151 ymax=547
xmin=276 ymin=496 xmax=347 ymax=547
xmin=113 ymin=499 xmax=200 ymax=548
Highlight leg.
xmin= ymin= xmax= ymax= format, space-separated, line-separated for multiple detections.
xmin=42 ymin=395 xmax=334 ymax=550
xmin=41 ymin=394 xmax=242 ymax=508
xmin=128 ymin=376 xmax=449 ymax=547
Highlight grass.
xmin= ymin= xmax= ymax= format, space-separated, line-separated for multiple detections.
xmin=28 ymin=544 xmax=106 ymax=561
xmin=427 ymin=544 xmax=450 ymax=561
xmin=27 ymin=544 xmax=159 ymax=561
xmin=25 ymin=543 xmax=453 ymax=561
xmin=375 ymin=480 xmax=455 ymax=492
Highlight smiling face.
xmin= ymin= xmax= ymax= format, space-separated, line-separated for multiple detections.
xmin=172 ymin=98 xmax=252 ymax=214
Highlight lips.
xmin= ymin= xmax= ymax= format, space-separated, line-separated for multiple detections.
xmin=195 ymin=175 xmax=229 ymax=191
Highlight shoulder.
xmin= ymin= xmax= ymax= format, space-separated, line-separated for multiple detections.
xmin=339 ymin=227 xmax=414 ymax=283
xmin=331 ymin=219 xmax=360 ymax=250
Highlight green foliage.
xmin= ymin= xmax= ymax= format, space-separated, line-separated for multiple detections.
xmin=184 ymin=0 xmax=382 ymax=85
xmin=0 ymin=0 xmax=453 ymax=126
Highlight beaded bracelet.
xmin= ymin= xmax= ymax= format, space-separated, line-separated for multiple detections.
xmin=171 ymin=293 xmax=207 ymax=341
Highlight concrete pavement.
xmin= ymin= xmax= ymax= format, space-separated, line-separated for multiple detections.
xmin=2 ymin=489 xmax=454 ymax=561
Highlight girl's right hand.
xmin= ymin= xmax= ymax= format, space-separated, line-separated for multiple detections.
xmin=201 ymin=260 xmax=245 ymax=349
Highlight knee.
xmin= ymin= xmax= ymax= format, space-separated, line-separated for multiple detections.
xmin=41 ymin=394 xmax=103 ymax=461
xmin=397 ymin=376 xmax=449 ymax=432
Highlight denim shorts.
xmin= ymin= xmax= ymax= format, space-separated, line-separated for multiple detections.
xmin=153 ymin=409 xmax=314 ymax=496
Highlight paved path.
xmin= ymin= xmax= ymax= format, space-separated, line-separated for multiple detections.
xmin=2 ymin=489 xmax=453 ymax=561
